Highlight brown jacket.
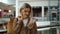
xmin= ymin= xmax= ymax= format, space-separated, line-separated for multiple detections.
xmin=12 ymin=18 xmax=37 ymax=34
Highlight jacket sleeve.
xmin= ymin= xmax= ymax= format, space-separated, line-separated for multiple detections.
xmin=31 ymin=22 xmax=37 ymax=34
xmin=12 ymin=18 xmax=22 ymax=34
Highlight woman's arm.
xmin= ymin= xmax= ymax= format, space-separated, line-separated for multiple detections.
xmin=27 ymin=22 xmax=34 ymax=29
xmin=27 ymin=22 xmax=37 ymax=34
xmin=32 ymin=22 xmax=37 ymax=34
xmin=27 ymin=21 xmax=37 ymax=29
xmin=12 ymin=18 xmax=22 ymax=32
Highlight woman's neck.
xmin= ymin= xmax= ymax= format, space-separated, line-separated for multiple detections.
xmin=22 ymin=16 xmax=30 ymax=19
xmin=23 ymin=17 xmax=29 ymax=19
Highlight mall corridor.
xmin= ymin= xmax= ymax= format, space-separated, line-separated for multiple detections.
xmin=0 ymin=0 xmax=60 ymax=34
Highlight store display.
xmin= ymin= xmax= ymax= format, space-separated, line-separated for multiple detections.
xmin=32 ymin=7 xmax=42 ymax=17
xmin=0 ymin=9 xmax=15 ymax=30
xmin=3 ymin=21 xmax=8 ymax=30
xmin=44 ymin=7 xmax=48 ymax=17
xmin=0 ymin=12 xmax=2 ymax=18
xmin=0 ymin=9 xmax=2 ymax=18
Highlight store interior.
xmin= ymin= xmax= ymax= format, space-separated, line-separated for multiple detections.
xmin=0 ymin=0 xmax=60 ymax=34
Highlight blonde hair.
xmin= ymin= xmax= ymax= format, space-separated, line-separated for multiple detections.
xmin=19 ymin=3 xmax=32 ymax=18
xmin=20 ymin=3 xmax=31 ymax=12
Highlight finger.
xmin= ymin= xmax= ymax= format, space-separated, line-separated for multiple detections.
xmin=18 ymin=17 xmax=22 ymax=21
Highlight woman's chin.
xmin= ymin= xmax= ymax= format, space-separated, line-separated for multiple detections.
xmin=23 ymin=17 xmax=29 ymax=19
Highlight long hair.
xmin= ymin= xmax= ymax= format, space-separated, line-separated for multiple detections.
xmin=20 ymin=3 xmax=31 ymax=12
xmin=19 ymin=3 xmax=32 ymax=18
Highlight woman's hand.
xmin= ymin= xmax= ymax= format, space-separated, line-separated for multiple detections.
xmin=17 ymin=16 xmax=23 ymax=24
xmin=18 ymin=16 xmax=23 ymax=21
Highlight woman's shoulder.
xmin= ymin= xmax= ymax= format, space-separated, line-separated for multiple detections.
xmin=30 ymin=18 xmax=36 ymax=23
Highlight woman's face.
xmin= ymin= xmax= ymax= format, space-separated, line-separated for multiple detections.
xmin=21 ymin=8 xmax=31 ymax=19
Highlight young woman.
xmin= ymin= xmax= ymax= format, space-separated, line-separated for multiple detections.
xmin=12 ymin=3 xmax=37 ymax=34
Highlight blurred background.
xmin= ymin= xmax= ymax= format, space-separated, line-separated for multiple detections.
xmin=0 ymin=0 xmax=60 ymax=34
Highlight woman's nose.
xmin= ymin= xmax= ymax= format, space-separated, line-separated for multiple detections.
xmin=26 ymin=12 xmax=29 ymax=15
xmin=26 ymin=12 xmax=30 ymax=16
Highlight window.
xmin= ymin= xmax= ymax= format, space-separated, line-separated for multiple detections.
xmin=32 ymin=7 xmax=42 ymax=17
xmin=44 ymin=7 xmax=48 ymax=17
